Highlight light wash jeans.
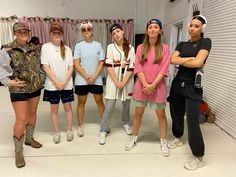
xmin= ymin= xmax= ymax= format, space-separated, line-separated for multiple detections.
xmin=100 ymin=99 xmax=131 ymax=132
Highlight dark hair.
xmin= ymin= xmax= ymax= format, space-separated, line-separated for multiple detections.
xmin=123 ymin=37 xmax=130 ymax=60
xmin=29 ymin=36 xmax=39 ymax=45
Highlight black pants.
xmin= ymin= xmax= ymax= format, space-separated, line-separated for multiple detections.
xmin=168 ymin=78 xmax=205 ymax=157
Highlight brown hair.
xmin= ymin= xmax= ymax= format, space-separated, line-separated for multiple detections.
xmin=123 ymin=37 xmax=130 ymax=60
xmin=60 ymin=41 xmax=65 ymax=59
xmin=140 ymin=32 xmax=163 ymax=64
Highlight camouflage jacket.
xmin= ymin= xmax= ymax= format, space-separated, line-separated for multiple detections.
xmin=4 ymin=40 xmax=44 ymax=93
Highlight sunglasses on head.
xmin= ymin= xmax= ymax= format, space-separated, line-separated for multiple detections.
xmin=81 ymin=27 xmax=92 ymax=32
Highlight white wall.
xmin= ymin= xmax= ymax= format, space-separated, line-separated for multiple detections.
xmin=0 ymin=0 xmax=165 ymax=34
xmin=163 ymin=0 xmax=190 ymax=47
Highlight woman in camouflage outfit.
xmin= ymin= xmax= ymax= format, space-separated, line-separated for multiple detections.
xmin=0 ymin=22 xmax=44 ymax=168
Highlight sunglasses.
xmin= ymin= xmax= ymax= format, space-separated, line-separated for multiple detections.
xmin=81 ymin=27 xmax=92 ymax=32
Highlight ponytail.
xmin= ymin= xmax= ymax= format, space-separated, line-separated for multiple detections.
xmin=123 ymin=37 xmax=130 ymax=60
xmin=60 ymin=41 xmax=65 ymax=59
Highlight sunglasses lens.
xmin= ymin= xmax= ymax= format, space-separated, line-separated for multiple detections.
xmin=81 ymin=28 xmax=92 ymax=32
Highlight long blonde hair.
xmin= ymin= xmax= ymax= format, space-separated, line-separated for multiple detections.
xmin=140 ymin=32 xmax=163 ymax=64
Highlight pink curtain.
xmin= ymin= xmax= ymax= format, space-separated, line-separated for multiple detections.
xmin=0 ymin=16 xmax=134 ymax=50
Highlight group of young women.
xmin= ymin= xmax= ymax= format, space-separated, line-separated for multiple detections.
xmin=0 ymin=15 xmax=211 ymax=171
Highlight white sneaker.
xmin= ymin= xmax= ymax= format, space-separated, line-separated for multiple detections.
xmin=160 ymin=142 xmax=170 ymax=157
xmin=66 ymin=129 xmax=74 ymax=142
xmin=53 ymin=132 xmax=61 ymax=144
xmin=77 ymin=126 xmax=84 ymax=137
xmin=184 ymin=157 xmax=204 ymax=170
xmin=122 ymin=124 xmax=132 ymax=135
xmin=168 ymin=137 xmax=183 ymax=149
xmin=99 ymin=132 xmax=107 ymax=145
xmin=125 ymin=136 xmax=138 ymax=151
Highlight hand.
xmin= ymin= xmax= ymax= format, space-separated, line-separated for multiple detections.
xmin=87 ymin=76 xmax=96 ymax=85
xmin=142 ymin=84 xmax=156 ymax=94
xmin=9 ymin=79 xmax=26 ymax=87
xmin=115 ymin=81 xmax=124 ymax=89
xmin=55 ymin=81 xmax=66 ymax=91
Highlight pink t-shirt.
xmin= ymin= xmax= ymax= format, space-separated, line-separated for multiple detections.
xmin=133 ymin=44 xmax=170 ymax=103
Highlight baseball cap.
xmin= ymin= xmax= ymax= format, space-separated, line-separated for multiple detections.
xmin=50 ymin=23 xmax=63 ymax=33
xmin=109 ymin=23 xmax=123 ymax=33
xmin=80 ymin=21 xmax=93 ymax=30
xmin=13 ymin=22 xmax=30 ymax=32
xmin=146 ymin=19 xmax=162 ymax=29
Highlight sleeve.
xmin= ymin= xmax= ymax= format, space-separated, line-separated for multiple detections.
xmin=105 ymin=44 xmax=113 ymax=65
xmin=40 ymin=44 xmax=49 ymax=65
xmin=127 ymin=46 xmax=135 ymax=71
xmin=159 ymin=44 xmax=171 ymax=76
xmin=0 ymin=48 xmax=13 ymax=86
xmin=134 ymin=45 xmax=143 ymax=74
xmin=98 ymin=43 xmax=105 ymax=61
xmin=200 ymin=38 xmax=212 ymax=52
xmin=73 ymin=43 xmax=81 ymax=60
xmin=175 ymin=41 xmax=183 ymax=52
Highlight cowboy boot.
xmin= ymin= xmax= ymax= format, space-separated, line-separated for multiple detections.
xmin=13 ymin=136 xmax=25 ymax=168
xmin=25 ymin=124 xmax=42 ymax=148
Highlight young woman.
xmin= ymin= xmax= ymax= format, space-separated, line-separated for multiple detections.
xmin=41 ymin=23 xmax=74 ymax=144
xmin=73 ymin=21 xmax=105 ymax=137
xmin=125 ymin=19 xmax=170 ymax=157
xmin=99 ymin=24 xmax=135 ymax=145
xmin=0 ymin=22 xmax=44 ymax=168
xmin=168 ymin=15 xmax=212 ymax=170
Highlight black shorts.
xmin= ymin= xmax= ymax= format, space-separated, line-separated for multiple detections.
xmin=10 ymin=89 xmax=41 ymax=102
xmin=75 ymin=85 xmax=103 ymax=95
xmin=43 ymin=89 xmax=74 ymax=104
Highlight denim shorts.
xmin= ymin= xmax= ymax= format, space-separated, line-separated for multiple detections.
xmin=43 ymin=89 xmax=74 ymax=104
xmin=10 ymin=89 xmax=41 ymax=102
xmin=134 ymin=100 xmax=166 ymax=110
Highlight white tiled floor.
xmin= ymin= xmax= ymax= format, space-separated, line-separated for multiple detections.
xmin=0 ymin=87 xmax=236 ymax=177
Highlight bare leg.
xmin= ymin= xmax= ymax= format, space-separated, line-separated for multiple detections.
xmin=51 ymin=104 xmax=59 ymax=132
xmin=132 ymin=107 xmax=145 ymax=136
xmin=63 ymin=102 xmax=73 ymax=129
xmin=77 ymin=95 xmax=87 ymax=126
xmin=93 ymin=93 xmax=105 ymax=118
xmin=155 ymin=108 xmax=168 ymax=139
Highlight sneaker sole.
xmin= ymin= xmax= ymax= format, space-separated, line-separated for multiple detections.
xmin=168 ymin=142 xmax=183 ymax=149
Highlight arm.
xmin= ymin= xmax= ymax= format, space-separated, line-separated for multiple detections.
xmin=0 ymin=48 xmax=25 ymax=87
xmin=88 ymin=60 xmax=104 ymax=85
xmin=170 ymin=50 xmax=194 ymax=65
xmin=181 ymin=49 xmax=209 ymax=68
xmin=73 ymin=59 xmax=90 ymax=82
xmin=62 ymin=65 xmax=74 ymax=85
xmin=107 ymin=67 xmax=119 ymax=85
xmin=120 ymin=70 xmax=133 ymax=89
xmin=43 ymin=64 xmax=63 ymax=90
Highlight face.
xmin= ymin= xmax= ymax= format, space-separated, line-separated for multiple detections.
xmin=50 ymin=30 xmax=63 ymax=44
xmin=188 ymin=19 xmax=203 ymax=38
xmin=14 ymin=30 xmax=30 ymax=43
xmin=146 ymin=23 xmax=161 ymax=38
xmin=112 ymin=28 xmax=124 ymax=42
xmin=81 ymin=26 xmax=93 ymax=39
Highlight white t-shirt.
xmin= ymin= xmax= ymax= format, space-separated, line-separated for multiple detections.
xmin=41 ymin=42 xmax=73 ymax=91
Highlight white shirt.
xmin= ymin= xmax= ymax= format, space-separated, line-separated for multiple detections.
xmin=41 ymin=42 xmax=73 ymax=91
